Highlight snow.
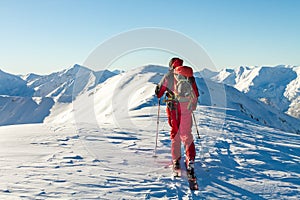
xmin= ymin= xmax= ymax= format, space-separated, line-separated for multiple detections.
xmin=0 ymin=64 xmax=300 ymax=199
xmin=1 ymin=105 xmax=299 ymax=199
xmin=210 ymin=65 xmax=300 ymax=119
xmin=0 ymin=69 xmax=34 ymax=97
xmin=26 ymin=64 xmax=116 ymax=103
xmin=0 ymin=65 xmax=117 ymax=126
xmin=42 ymin=65 xmax=300 ymax=133
xmin=0 ymin=96 xmax=54 ymax=126
xmin=194 ymin=68 xmax=218 ymax=79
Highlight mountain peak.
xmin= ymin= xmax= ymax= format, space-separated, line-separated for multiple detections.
xmin=65 ymin=64 xmax=92 ymax=74
xmin=195 ymin=68 xmax=218 ymax=78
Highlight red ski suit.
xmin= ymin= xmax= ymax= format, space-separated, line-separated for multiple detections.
xmin=156 ymin=65 xmax=199 ymax=162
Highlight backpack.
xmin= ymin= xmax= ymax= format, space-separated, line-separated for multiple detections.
xmin=173 ymin=66 xmax=195 ymax=101
xmin=175 ymin=74 xmax=193 ymax=97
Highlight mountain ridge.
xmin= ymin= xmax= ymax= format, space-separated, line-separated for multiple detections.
xmin=210 ymin=65 xmax=300 ymax=119
xmin=0 ymin=64 xmax=299 ymax=134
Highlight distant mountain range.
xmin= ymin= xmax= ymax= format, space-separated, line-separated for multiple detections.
xmin=0 ymin=64 xmax=299 ymax=134
xmin=204 ymin=65 xmax=300 ymax=119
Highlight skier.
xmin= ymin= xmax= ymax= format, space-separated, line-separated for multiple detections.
xmin=155 ymin=57 xmax=199 ymax=177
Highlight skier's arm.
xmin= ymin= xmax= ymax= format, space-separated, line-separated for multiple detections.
xmin=155 ymin=79 xmax=168 ymax=98
xmin=155 ymin=72 xmax=171 ymax=98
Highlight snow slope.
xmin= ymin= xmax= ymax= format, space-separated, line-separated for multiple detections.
xmin=0 ymin=65 xmax=300 ymax=199
xmin=45 ymin=65 xmax=168 ymax=125
xmin=197 ymin=78 xmax=300 ymax=134
xmin=0 ymin=96 xmax=54 ymax=126
xmin=211 ymin=65 xmax=300 ymax=118
xmin=0 ymin=69 xmax=34 ymax=97
xmin=0 ymin=106 xmax=299 ymax=199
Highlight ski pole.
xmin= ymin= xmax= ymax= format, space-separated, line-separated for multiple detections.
xmin=192 ymin=112 xmax=200 ymax=139
xmin=153 ymin=98 xmax=160 ymax=157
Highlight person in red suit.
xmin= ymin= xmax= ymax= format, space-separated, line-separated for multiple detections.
xmin=155 ymin=57 xmax=199 ymax=176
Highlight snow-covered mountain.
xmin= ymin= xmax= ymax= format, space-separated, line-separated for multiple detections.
xmin=194 ymin=68 xmax=218 ymax=79
xmin=1 ymin=64 xmax=300 ymax=199
xmin=0 ymin=64 xmax=117 ymax=126
xmin=0 ymin=69 xmax=34 ymax=97
xmin=0 ymin=96 xmax=54 ymax=126
xmin=24 ymin=64 xmax=116 ymax=102
xmin=210 ymin=65 xmax=300 ymax=119
xmin=45 ymin=65 xmax=168 ymax=125
xmin=0 ymin=64 xmax=299 ymax=133
xmin=42 ymin=64 xmax=299 ymax=134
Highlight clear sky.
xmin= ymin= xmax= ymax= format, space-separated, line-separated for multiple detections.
xmin=0 ymin=0 xmax=299 ymax=74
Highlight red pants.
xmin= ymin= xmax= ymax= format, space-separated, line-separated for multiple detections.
xmin=166 ymin=101 xmax=196 ymax=162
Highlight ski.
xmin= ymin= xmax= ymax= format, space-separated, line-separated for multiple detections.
xmin=185 ymin=162 xmax=199 ymax=190
xmin=171 ymin=160 xmax=199 ymax=190
xmin=187 ymin=174 xmax=198 ymax=190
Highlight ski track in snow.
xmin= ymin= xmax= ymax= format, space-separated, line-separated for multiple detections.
xmin=0 ymin=106 xmax=300 ymax=199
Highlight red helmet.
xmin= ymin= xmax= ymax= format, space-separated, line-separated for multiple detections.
xmin=169 ymin=57 xmax=183 ymax=68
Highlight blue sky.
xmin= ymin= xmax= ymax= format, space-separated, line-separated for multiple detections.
xmin=0 ymin=0 xmax=299 ymax=74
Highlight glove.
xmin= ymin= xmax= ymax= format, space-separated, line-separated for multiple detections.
xmin=155 ymin=85 xmax=160 ymax=96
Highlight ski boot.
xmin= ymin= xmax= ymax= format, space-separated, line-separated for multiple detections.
xmin=172 ymin=159 xmax=181 ymax=177
xmin=186 ymin=160 xmax=196 ymax=179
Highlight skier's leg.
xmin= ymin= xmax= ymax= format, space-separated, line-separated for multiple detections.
xmin=179 ymin=103 xmax=196 ymax=163
xmin=179 ymin=111 xmax=196 ymax=178
xmin=167 ymin=105 xmax=181 ymax=162
xmin=167 ymin=107 xmax=179 ymax=139
xmin=186 ymin=141 xmax=196 ymax=162
xmin=171 ymin=133 xmax=181 ymax=162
